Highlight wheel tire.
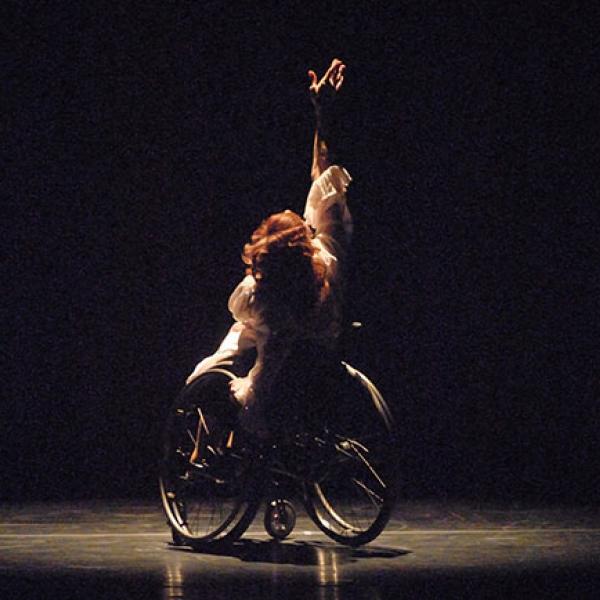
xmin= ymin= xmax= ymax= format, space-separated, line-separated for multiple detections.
xmin=170 ymin=527 xmax=185 ymax=546
xmin=303 ymin=362 xmax=397 ymax=546
xmin=159 ymin=369 xmax=261 ymax=547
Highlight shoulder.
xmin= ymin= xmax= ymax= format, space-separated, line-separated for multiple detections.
xmin=228 ymin=275 xmax=257 ymax=321
xmin=311 ymin=237 xmax=337 ymax=268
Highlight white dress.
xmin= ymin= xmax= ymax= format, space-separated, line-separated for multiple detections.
xmin=186 ymin=165 xmax=352 ymax=433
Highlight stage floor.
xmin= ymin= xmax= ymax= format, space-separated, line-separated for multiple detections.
xmin=0 ymin=500 xmax=599 ymax=598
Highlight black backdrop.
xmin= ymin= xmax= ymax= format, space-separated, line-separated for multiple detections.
xmin=4 ymin=1 xmax=598 ymax=502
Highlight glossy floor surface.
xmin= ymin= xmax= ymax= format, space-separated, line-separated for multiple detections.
xmin=1 ymin=500 xmax=599 ymax=598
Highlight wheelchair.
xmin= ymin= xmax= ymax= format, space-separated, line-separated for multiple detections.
xmin=159 ymin=340 xmax=397 ymax=548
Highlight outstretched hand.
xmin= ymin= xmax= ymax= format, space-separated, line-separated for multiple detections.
xmin=308 ymin=58 xmax=346 ymax=107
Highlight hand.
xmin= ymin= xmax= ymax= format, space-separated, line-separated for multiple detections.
xmin=308 ymin=58 xmax=346 ymax=107
xmin=229 ymin=376 xmax=255 ymax=406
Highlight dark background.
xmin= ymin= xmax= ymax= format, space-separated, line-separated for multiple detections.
xmin=3 ymin=1 xmax=598 ymax=503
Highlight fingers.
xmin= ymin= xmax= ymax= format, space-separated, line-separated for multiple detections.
xmin=334 ymin=63 xmax=345 ymax=91
xmin=307 ymin=69 xmax=318 ymax=90
xmin=323 ymin=59 xmax=341 ymax=82
xmin=327 ymin=58 xmax=343 ymax=73
xmin=325 ymin=59 xmax=345 ymax=90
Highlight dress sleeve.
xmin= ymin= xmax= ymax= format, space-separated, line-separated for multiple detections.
xmin=303 ymin=165 xmax=352 ymax=242
xmin=227 ymin=274 xmax=256 ymax=323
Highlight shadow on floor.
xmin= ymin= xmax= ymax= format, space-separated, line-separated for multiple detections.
xmin=168 ymin=537 xmax=410 ymax=566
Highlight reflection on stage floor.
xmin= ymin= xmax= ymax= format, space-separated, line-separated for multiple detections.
xmin=0 ymin=500 xmax=599 ymax=598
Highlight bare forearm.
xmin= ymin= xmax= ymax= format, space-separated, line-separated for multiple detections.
xmin=311 ymin=101 xmax=336 ymax=180
xmin=308 ymin=59 xmax=345 ymax=181
xmin=311 ymin=128 xmax=330 ymax=181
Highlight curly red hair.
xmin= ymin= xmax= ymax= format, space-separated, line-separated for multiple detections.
xmin=242 ymin=210 xmax=329 ymax=331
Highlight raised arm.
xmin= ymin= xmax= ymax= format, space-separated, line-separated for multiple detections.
xmin=308 ymin=58 xmax=346 ymax=181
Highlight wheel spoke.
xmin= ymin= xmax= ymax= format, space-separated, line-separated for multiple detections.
xmin=351 ymin=477 xmax=384 ymax=506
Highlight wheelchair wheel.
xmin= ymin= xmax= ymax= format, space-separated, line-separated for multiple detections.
xmin=303 ymin=362 xmax=397 ymax=546
xmin=159 ymin=369 xmax=261 ymax=547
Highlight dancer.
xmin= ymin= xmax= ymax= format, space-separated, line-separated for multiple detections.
xmin=187 ymin=59 xmax=352 ymax=436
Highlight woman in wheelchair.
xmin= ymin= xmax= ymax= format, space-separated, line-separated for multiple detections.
xmin=162 ymin=59 xmax=396 ymax=546
xmin=186 ymin=59 xmax=351 ymax=438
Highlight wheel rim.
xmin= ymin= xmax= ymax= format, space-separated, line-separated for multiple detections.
xmin=304 ymin=364 xmax=396 ymax=544
xmin=310 ymin=436 xmax=392 ymax=535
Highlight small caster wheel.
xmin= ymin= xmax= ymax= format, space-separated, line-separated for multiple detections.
xmin=264 ymin=499 xmax=296 ymax=540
